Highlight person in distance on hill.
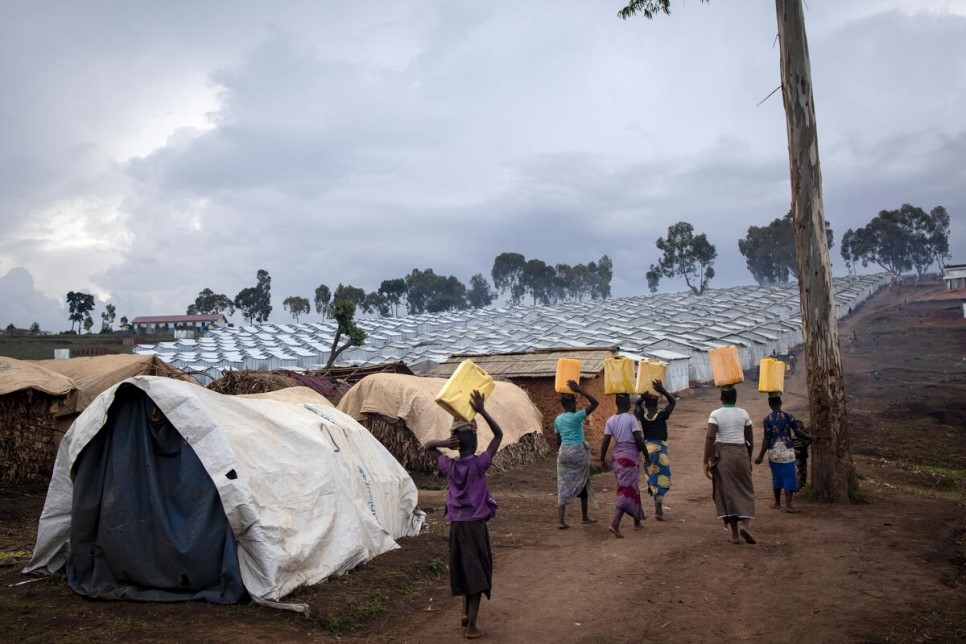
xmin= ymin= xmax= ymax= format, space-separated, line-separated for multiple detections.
xmin=703 ymin=385 xmax=757 ymax=545
xmin=755 ymin=394 xmax=813 ymax=513
xmin=635 ymin=379 xmax=677 ymax=521
xmin=600 ymin=393 xmax=650 ymax=538
xmin=554 ymin=379 xmax=599 ymax=529
xmin=425 ymin=390 xmax=503 ymax=640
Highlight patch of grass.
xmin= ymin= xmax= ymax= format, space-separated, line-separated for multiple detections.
xmin=428 ymin=557 xmax=446 ymax=578
xmin=321 ymin=590 xmax=390 ymax=634
xmin=0 ymin=333 xmax=167 ymax=360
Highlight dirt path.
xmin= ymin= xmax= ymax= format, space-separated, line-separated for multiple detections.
xmin=383 ymin=391 xmax=960 ymax=642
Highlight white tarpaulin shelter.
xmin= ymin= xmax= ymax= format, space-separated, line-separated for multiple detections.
xmin=25 ymin=376 xmax=425 ymax=609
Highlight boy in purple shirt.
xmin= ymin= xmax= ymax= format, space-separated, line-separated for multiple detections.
xmin=426 ymin=390 xmax=504 ymax=640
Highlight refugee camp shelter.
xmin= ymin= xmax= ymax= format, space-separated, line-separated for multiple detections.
xmin=337 ymin=373 xmax=548 ymax=473
xmin=25 ymin=376 xmax=425 ymax=609
xmin=35 ymin=353 xmax=193 ymax=433
xmin=132 ymin=274 xmax=891 ymax=383
xmin=642 ymin=349 xmax=690 ymax=393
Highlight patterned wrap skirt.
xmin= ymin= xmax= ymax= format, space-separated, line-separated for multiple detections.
xmin=611 ymin=441 xmax=644 ymax=521
xmin=710 ymin=443 xmax=755 ymax=521
xmin=646 ymin=439 xmax=671 ymax=499
xmin=557 ymin=442 xmax=595 ymax=506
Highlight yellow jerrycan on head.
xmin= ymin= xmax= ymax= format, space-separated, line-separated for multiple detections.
xmin=435 ymin=358 xmax=496 ymax=421
xmin=758 ymin=357 xmax=786 ymax=393
xmin=604 ymin=356 xmax=636 ymax=395
xmin=555 ymin=358 xmax=581 ymax=393
xmin=709 ymin=345 xmax=744 ymax=387
xmin=635 ymin=358 xmax=668 ymax=396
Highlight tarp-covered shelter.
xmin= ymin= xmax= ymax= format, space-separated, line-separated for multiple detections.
xmin=25 ymin=376 xmax=425 ymax=609
xmin=237 ymin=385 xmax=334 ymax=406
xmin=36 ymin=354 xmax=193 ymax=423
xmin=337 ymin=373 xmax=548 ymax=473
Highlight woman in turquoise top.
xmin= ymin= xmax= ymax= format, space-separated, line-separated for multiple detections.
xmin=554 ymin=380 xmax=599 ymax=529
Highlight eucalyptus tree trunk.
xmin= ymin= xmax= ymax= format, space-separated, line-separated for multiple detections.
xmin=776 ymin=0 xmax=857 ymax=501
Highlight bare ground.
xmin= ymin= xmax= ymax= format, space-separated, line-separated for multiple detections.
xmin=2 ymin=281 xmax=964 ymax=643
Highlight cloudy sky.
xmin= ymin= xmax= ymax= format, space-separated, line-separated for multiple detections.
xmin=1 ymin=0 xmax=964 ymax=332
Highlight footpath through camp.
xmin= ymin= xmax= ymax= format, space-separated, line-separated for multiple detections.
xmin=1 ymin=280 xmax=964 ymax=642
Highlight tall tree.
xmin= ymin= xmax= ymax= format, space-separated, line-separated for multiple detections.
xmin=404 ymin=268 xmax=468 ymax=314
xmin=333 ymin=284 xmax=366 ymax=312
xmin=234 ymin=287 xmax=261 ymax=325
xmin=558 ymin=263 xmax=591 ymax=301
xmin=915 ymin=206 xmax=951 ymax=275
xmin=362 ymin=291 xmax=391 ymax=317
xmin=427 ymin=276 xmax=468 ymax=313
xmin=324 ymin=300 xmax=367 ymax=369
xmin=839 ymin=228 xmax=859 ymax=275
xmin=620 ymin=0 xmax=857 ymax=500
xmin=65 ymin=291 xmax=95 ymax=333
xmin=100 ymin=303 xmax=116 ymax=332
xmin=738 ymin=211 xmax=833 ymax=285
xmin=403 ymin=269 xmax=435 ymax=315
xmin=187 ymin=288 xmax=235 ymax=316
xmin=847 ymin=204 xmax=951 ymax=279
xmin=521 ymin=259 xmax=559 ymax=305
xmin=588 ymin=255 xmax=613 ymax=299
xmin=645 ymin=221 xmax=717 ymax=295
xmin=282 ymin=296 xmax=311 ymax=323
xmin=775 ymin=0 xmax=856 ymax=501
xmin=491 ymin=252 xmax=527 ymax=306
xmin=467 ymin=273 xmax=495 ymax=309
xmin=378 ymin=278 xmax=407 ymax=317
xmin=234 ymin=269 xmax=272 ymax=325
xmin=314 ymin=284 xmax=331 ymax=319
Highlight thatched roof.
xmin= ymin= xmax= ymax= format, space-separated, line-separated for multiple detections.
xmin=313 ymin=360 xmax=413 ymax=384
xmin=421 ymin=347 xmax=618 ymax=379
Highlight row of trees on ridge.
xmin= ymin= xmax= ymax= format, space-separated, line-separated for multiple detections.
xmin=645 ymin=203 xmax=950 ymax=295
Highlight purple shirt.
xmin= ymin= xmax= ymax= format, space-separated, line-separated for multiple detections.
xmin=438 ymin=451 xmax=497 ymax=521
xmin=604 ymin=412 xmax=640 ymax=443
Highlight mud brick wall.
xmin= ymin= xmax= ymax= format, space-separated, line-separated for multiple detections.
xmin=507 ymin=375 xmax=617 ymax=457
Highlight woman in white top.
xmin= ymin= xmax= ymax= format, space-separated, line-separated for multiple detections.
xmin=702 ymin=386 xmax=757 ymax=544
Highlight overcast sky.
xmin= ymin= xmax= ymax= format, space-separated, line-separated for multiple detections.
xmin=1 ymin=1 xmax=964 ymax=332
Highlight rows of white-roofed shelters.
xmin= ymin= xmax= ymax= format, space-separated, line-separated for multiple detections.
xmin=133 ymin=274 xmax=890 ymax=386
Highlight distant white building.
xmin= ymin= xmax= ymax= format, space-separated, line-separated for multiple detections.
xmin=942 ymin=264 xmax=966 ymax=290
xmin=130 ymin=314 xmax=229 ymax=335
